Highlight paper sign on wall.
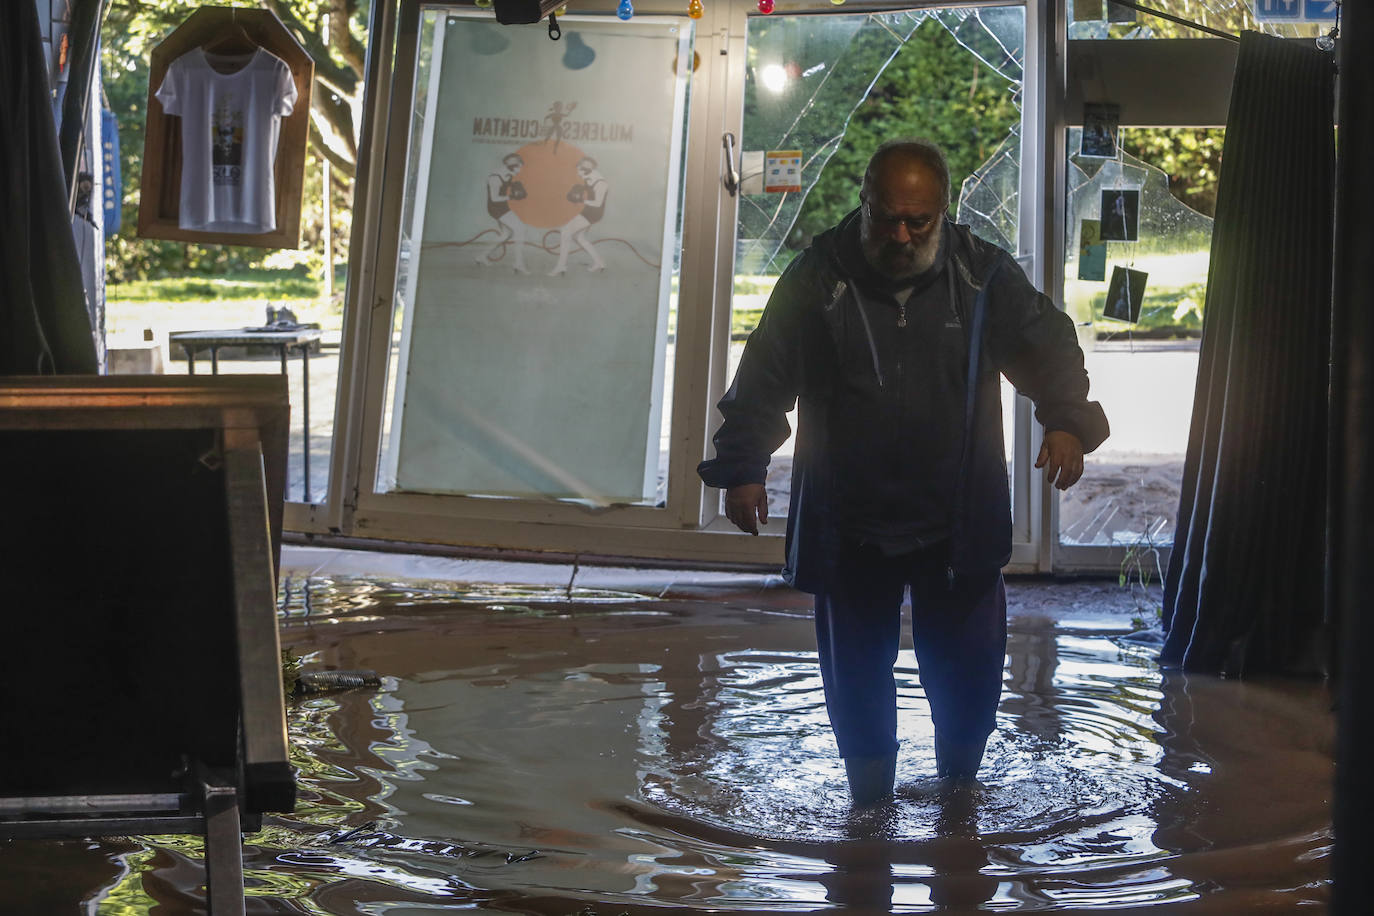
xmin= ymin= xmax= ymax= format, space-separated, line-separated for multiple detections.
xmin=764 ymin=150 xmax=802 ymax=193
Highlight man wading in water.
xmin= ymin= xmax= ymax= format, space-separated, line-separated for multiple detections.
xmin=698 ymin=139 xmax=1109 ymax=806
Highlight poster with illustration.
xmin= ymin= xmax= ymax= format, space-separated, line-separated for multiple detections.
xmin=384 ymin=14 xmax=690 ymax=504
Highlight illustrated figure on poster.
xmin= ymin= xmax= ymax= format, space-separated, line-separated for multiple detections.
xmin=477 ymin=152 xmax=529 ymax=273
xmin=1099 ymin=188 xmax=1139 ymax=242
xmin=542 ymin=101 xmax=577 ymax=152
xmin=549 ymin=157 xmax=608 ymax=276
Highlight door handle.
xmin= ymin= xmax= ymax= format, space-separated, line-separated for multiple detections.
xmin=722 ymin=131 xmax=741 ymax=197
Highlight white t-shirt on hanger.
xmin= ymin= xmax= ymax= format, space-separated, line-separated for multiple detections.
xmin=155 ymin=47 xmax=297 ymax=234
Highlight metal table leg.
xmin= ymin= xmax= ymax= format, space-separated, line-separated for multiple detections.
xmin=201 ymin=774 xmax=246 ymax=916
xmin=301 ymin=344 xmax=311 ymax=502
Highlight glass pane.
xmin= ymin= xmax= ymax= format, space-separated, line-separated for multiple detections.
xmin=727 ymin=6 xmax=1025 ymax=524
xmin=1067 ymin=0 xmax=1326 ymax=39
xmin=376 ymin=10 xmax=692 ymax=507
xmin=1059 ymin=128 xmax=1220 ymax=549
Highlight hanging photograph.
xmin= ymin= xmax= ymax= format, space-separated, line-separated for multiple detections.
xmin=381 ymin=14 xmax=691 ymax=505
xmin=1103 ymin=265 xmax=1148 ymax=323
xmin=1078 ymin=218 xmax=1107 ymax=281
xmin=1073 ymin=0 xmax=1104 ymax=19
xmin=1107 ymin=1 xmax=1137 ymax=23
xmin=1099 ymin=187 xmax=1139 ymax=241
xmin=1080 ymin=102 xmax=1120 ymax=158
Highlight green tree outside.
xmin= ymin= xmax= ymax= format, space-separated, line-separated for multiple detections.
xmin=101 ymin=0 xmax=367 ymax=295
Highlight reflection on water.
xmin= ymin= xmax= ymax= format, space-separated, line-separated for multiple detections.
xmin=0 ymin=577 xmax=1332 ymax=912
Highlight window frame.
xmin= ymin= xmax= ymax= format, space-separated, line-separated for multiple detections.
xmin=294 ymin=0 xmax=1055 ymax=573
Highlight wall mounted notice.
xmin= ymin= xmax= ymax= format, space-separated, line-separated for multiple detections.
xmin=764 ymin=150 xmax=802 ymax=193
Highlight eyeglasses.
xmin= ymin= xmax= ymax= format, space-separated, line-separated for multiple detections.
xmin=863 ymin=201 xmax=939 ymax=235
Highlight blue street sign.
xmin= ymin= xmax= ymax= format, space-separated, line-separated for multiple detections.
xmin=1254 ymin=0 xmax=1302 ymax=20
xmin=1303 ymin=0 xmax=1340 ymax=21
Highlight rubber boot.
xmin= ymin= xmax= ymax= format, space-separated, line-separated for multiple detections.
xmin=843 ymin=753 xmax=897 ymax=807
xmin=935 ymin=734 xmax=987 ymax=782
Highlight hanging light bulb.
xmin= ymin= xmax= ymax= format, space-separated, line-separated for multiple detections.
xmin=758 ymin=0 xmax=774 ymax=14
xmin=474 ymin=0 xmax=492 ymax=7
xmin=618 ymin=0 xmax=634 ymax=20
xmin=688 ymin=0 xmax=703 ymax=19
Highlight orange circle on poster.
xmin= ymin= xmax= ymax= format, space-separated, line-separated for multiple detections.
xmin=508 ymin=141 xmax=587 ymax=229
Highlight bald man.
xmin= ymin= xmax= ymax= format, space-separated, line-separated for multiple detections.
xmin=699 ymin=139 xmax=1109 ymax=806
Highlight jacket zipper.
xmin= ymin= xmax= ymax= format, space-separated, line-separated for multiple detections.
xmin=851 ymin=287 xmax=885 ymax=388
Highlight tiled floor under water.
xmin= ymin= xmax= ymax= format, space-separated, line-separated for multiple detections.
xmin=0 ymin=547 xmax=1333 ymax=913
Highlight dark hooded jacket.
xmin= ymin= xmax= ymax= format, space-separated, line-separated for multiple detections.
xmin=698 ymin=210 xmax=1109 ymax=593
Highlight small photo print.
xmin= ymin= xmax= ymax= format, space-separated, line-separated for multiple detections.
xmin=1073 ymin=0 xmax=1104 ymax=19
xmin=1078 ymin=219 xmax=1106 ymax=281
xmin=1099 ymin=188 xmax=1139 ymax=241
xmin=1080 ymin=102 xmax=1120 ymax=158
xmin=1108 ymin=1 xmax=1137 ymax=23
xmin=1104 ymin=265 xmax=1148 ymax=323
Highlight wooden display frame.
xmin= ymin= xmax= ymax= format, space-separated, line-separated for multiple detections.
xmin=137 ymin=6 xmax=314 ymax=249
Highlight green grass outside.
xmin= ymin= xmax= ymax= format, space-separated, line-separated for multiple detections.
xmin=105 ymin=265 xmax=347 ymax=305
xmin=731 ymin=251 xmax=1211 ymax=340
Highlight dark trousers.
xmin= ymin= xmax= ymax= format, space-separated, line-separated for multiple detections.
xmin=813 ymin=541 xmax=1007 ymax=759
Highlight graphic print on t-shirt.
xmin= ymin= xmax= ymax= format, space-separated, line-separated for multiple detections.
xmin=211 ymin=95 xmax=245 ymax=187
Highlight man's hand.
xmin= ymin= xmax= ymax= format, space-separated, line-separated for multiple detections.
xmin=724 ymin=483 xmax=769 ymax=535
xmin=1035 ymin=430 xmax=1085 ymax=490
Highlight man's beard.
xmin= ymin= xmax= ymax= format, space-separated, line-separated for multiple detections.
xmin=862 ymin=220 xmax=943 ymax=281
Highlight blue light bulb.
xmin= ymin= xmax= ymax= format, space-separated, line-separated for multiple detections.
xmin=617 ymin=0 xmax=633 ymax=20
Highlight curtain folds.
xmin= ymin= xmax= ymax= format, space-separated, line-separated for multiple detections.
xmin=0 ymin=2 xmax=98 ymax=375
xmin=1160 ymin=32 xmax=1335 ymax=676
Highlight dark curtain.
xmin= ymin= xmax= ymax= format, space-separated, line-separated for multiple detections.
xmin=1332 ymin=1 xmax=1374 ymax=908
xmin=0 ymin=1 xmax=98 ymax=375
xmin=1160 ymin=32 xmax=1335 ymax=676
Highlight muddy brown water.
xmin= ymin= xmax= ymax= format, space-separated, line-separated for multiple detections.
xmin=0 ymin=576 xmax=1332 ymax=912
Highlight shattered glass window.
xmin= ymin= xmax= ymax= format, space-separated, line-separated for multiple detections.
xmin=735 ymin=7 xmax=1026 ymax=277
xmin=726 ymin=6 xmax=1028 ymax=531
xmin=1064 ymin=133 xmax=1214 ymax=335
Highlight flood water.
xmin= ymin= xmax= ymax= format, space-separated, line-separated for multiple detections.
xmin=1 ymin=576 xmax=1333 ymax=912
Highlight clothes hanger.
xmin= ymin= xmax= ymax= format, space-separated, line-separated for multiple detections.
xmin=202 ymin=8 xmax=259 ymax=56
